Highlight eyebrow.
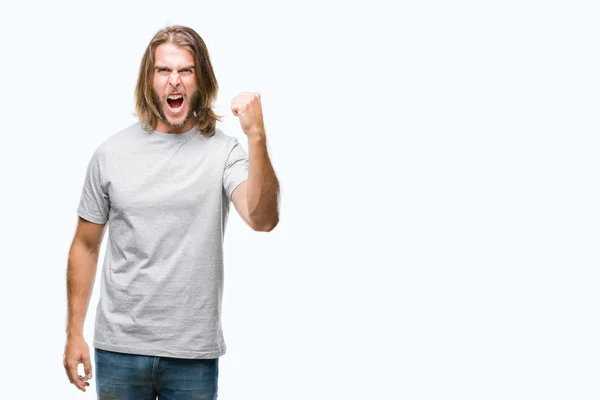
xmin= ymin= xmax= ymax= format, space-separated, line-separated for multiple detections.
xmin=154 ymin=65 xmax=195 ymax=70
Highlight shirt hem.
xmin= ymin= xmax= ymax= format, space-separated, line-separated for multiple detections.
xmin=93 ymin=340 xmax=226 ymax=359
xmin=227 ymin=178 xmax=248 ymax=201
xmin=77 ymin=210 xmax=108 ymax=225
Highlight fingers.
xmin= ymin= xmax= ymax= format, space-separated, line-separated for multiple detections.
xmin=231 ymin=92 xmax=261 ymax=117
xmin=64 ymin=358 xmax=90 ymax=392
xmin=230 ymin=100 xmax=243 ymax=115
xmin=231 ymin=106 xmax=244 ymax=117
xmin=83 ymin=354 xmax=93 ymax=380
xmin=231 ymin=92 xmax=260 ymax=103
xmin=77 ymin=374 xmax=91 ymax=389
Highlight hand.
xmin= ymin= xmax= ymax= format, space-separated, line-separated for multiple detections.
xmin=63 ymin=335 xmax=93 ymax=392
xmin=231 ymin=92 xmax=265 ymax=138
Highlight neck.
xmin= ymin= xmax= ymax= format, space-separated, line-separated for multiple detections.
xmin=154 ymin=116 xmax=198 ymax=134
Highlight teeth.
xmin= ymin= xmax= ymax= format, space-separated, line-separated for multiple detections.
xmin=168 ymin=94 xmax=183 ymax=100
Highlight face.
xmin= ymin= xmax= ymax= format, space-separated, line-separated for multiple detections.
xmin=152 ymin=43 xmax=199 ymax=133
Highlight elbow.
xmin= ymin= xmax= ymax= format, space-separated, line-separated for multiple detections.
xmin=262 ymin=219 xmax=279 ymax=232
xmin=250 ymin=215 xmax=279 ymax=232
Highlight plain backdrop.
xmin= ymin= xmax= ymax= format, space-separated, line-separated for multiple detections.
xmin=0 ymin=0 xmax=598 ymax=399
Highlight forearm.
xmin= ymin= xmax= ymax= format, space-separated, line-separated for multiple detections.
xmin=66 ymin=243 xmax=99 ymax=338
xmin=246 ymin=132 xmax=280 ymax=231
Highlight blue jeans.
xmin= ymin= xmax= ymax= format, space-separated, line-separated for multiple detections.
xmin=94 ymin=348 xmax=219 ymax=400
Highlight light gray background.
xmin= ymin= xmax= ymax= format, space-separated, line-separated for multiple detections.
xmin=0 ymin=0 xmax=598 ymax=399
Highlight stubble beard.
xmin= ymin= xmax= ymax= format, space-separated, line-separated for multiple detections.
xmin=154 ymin=91 xmax=201 ymax=129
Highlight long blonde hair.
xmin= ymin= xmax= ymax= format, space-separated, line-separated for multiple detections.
xmin=134 ymin=25 xmax=221 ymax=137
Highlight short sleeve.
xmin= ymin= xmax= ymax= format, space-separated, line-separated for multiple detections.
xmin=77 ymin=144 xmax=110 ymax=224
xmin=223 ymin=138 xmax=249 ymax=201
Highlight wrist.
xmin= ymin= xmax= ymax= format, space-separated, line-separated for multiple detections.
xmin=67 ymin=329 xmax=84 ymax=339
xmin=246 ymin=127 xmax=266 ymax=141
xmin=247 ymin=132 xmax=266 ymax=145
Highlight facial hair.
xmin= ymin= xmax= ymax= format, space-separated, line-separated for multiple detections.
xmin=153 ymin=90 xmax=201 ymax=128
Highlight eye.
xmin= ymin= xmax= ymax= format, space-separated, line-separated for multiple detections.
xmin=157 ymin=68 xmax=169 ymax=75
xmin=182 ymin=68 xmax=194 ymax=75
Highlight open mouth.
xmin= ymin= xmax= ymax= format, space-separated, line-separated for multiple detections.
xmin=166 ymin=94 xmax=184 ymax=111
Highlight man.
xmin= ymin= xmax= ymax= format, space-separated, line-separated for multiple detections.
xmin=63 ymin=25 xmax=280 ymax=399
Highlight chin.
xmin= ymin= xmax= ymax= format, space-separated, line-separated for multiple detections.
xmin=163 ymin=107 xmax=189 ymax=127
xmin=166 ymin=119 xmax=187 ymax=129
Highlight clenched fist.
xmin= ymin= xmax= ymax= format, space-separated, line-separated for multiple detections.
xmin=231 ymin=92 xmax=265 ymax=138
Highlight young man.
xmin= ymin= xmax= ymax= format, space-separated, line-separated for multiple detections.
xmin=63 ymin=25 xmax=280 ymax=399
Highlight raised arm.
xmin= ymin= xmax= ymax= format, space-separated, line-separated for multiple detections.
xmin=231 ymin=92 xmax=280 ymax=231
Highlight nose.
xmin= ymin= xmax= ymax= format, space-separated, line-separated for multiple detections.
xmin=168 ymin=71 xmax=181 ymax=88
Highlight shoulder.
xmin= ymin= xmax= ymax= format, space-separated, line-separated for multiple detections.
xmin=108 ymin=122 xmax=146 ymax=145
xmin=210 ymin=127 xmax=245 ymax=152
xmin=212 ymin=127 xmax=239 ymax=144
xmin=93 ymin=122 xmax=146 ymax=156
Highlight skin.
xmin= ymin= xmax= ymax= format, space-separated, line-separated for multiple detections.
xmin=64 ymin=42 xmax=280 ymax=393
xmin=63 ymin=218 xmax=106 ymax=392
xmin=230 ymin=92 xmax=280 ymax=231
xmin=152 ymin=42 xmax=199 ymax=134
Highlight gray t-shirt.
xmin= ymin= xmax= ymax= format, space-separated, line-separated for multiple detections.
xmin=76 ymin=122 xmax=248 ymax=359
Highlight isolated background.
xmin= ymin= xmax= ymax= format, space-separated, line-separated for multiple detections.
xmin=0 ymin=0 xmax=598 ymax=399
